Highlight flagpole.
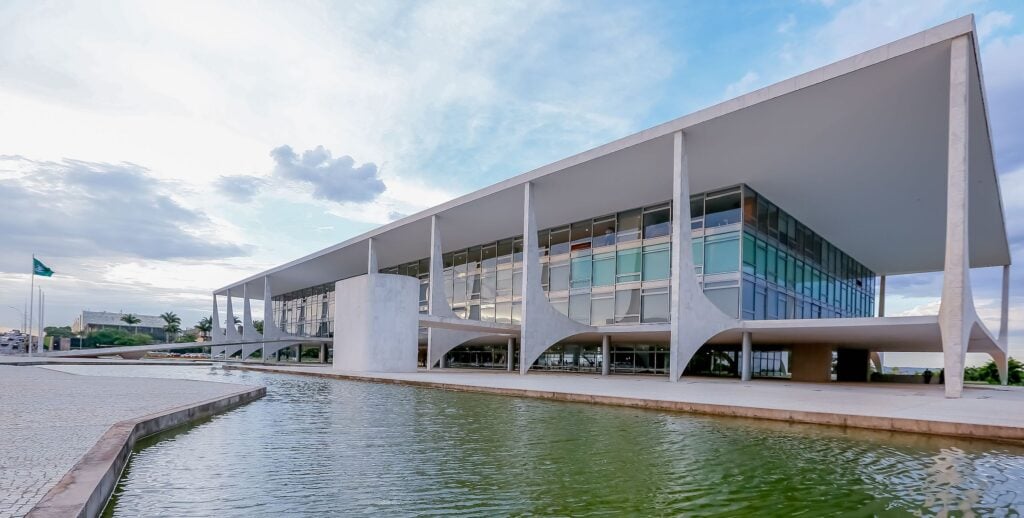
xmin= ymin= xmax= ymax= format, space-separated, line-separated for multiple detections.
xmin=37 ymin=288 xmax=42 ymax=353
xmin=39 ymin=289 xmax=45 ymax=353
xmin=27 ymin=254 xmax=35 ymax=356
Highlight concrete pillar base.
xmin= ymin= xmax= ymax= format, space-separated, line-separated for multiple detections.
xmin=741 ymin=332 xmax=752 ymax=382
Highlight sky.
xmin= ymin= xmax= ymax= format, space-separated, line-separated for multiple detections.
xmin=0 ymin=0 xmax=1021 ymax=367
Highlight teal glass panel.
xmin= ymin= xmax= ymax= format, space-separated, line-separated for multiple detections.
xmin=616 ymin=248 xmax=642 ymax=283
xmin=742 ymin=233 xmax=755 ymax=274
xmin=570 ymin=256 xmax=592 ymax=289
xmin=704 ymin=232 xmax=739 ymax=275
xmin=642 ymin=244 xmax=670 ymax=281
xmin=592 ymin=252 xmax=616 ymax=287
xmin=755 ymin=239 xmax=767 ymax=279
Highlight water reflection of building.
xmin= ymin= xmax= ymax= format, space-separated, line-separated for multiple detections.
xmin=211 ymin=16 xmax=1010 ymax=398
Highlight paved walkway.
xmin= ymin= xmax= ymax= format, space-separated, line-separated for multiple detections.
xmin=234 ymin=364 xmax=1024 ymax=439
xmin=0 ymin=365 xmax=251 ymax=518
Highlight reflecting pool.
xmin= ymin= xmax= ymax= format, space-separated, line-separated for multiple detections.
xmin=45 ymin=365 xmax=1024 ymax=517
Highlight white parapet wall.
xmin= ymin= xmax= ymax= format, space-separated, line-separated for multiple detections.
xmin=333 ymin=274 xmax=419 ymax=373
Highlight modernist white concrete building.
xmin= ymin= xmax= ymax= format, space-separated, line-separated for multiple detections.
xmin=211 ymin=16 xmax=1011 ymax=398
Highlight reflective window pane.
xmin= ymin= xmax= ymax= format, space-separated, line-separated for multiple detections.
xmin=591 ymin=294 xmax=614 ymax=326
xmin=641 ymin=287 xmax=670 ymax=323
xmin=642 ymin=243 xmax=670 ymax=281
xmin=642 ymin=204 xmax=671 ymax=239
xmin=571 ymin=256 xmax=592 ymax=289
xmin=616 ymin=247 xmax=642 ymax=283
xmin=706 ymin=189 xmax=741 ymax=227
xmin=593 ymin=252 xmax=616 ymax=287
xmin=592 ymin=216 xmax=616 ymax=248
xmin=617 ymin=209 xmax=641 ymax=243
xmin=704 ymin=232 xmax=740 ymax=275
xmin=614 ymin=288 xmax=641 ymax=323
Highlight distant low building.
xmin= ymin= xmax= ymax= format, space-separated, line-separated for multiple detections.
xmin=72 ymin=311 xmax=168 ymax=341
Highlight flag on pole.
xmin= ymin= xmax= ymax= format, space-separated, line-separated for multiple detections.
xmin=33 ymin=258 xmax=54 ymax=277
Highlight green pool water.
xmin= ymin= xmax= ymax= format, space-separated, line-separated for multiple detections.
xmin=46 ymin=365 xmax=1024 ymax=516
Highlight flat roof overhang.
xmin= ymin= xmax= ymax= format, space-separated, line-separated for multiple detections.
xmin=222 ymin=15 xmax=1008 ymax=298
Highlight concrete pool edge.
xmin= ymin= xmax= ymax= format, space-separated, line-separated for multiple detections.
xmin=226 ymin=365 xmax=1024 ymax=445
xmin=26 ymin=384 xmax=267 ymax=518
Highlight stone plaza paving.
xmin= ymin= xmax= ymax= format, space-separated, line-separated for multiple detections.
xmin=0 ymin=364 xmax=250 ymax=518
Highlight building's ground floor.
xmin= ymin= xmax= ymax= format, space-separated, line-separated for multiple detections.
xmin=243 ymin=339 xmax=885 ymax=384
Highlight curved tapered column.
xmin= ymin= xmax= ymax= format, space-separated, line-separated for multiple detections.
xmin=262 ymin=276 xmax=278 ymax=340
xmin=870 ymin=351 xmax=884 ymax=373
xmin=211 ymin=294 xmax=223 ymax=343
xmin=223 ymin=288 xmax=242 ymax=341
xmin=519 ymin=182 xmax=592 ymax=374
xmin=240 ymin=342 xmax=262 ymax=360
xmin=263 ymin=340 xmax=302 ymax=359
xmin=222 ymin=343 xmax=243 ymax=358
xmin=426 ymin=215 xmax=494 ymax=369
xmin=938 ymin=36 xmax=976 ymax=399
xmin=669 ymin=131 xmax=738 ymax=381
xmin=992 ymin=265 xmax=1011 ymax=385
xmin=209 ymin=345 xmax=226 ymax=358
xmin=241 ymin=283 xmax=260 ymax=339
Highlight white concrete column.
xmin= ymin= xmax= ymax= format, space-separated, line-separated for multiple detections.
xmin=262 ymin=276 xmax=276 ymax=340
xmin=601 ymin=335 xmax=610 ymax=376
xmin=878 ymin=275 xmax=886 ymax=317
xmin=224 ymin=288 xmax=241 ymax=341
xmin=669 ymin=131 xmax=737 ymax=381
xmin=425 ymin=215 xmax=479 ymax=369
xmin=994 ymin=265 xmax=1011 ymax=385
xmin=741 ymin=332 xmax=752 ymax=381
xmin=999 ymin=265 xmax=1010 ymax=345
xmin=506 ymin=336 xmax=515 ymax=372
xmin=241 ymin=283 xmax=260 ymax=339
xmin=518 ymin=182 xmax=591 ymax=375
xmin=367 ymin=237 xmax=379 ymax=273
xmin=938 ymin=35 xmax=974 ymax=399
xmin=211 ymin=293 xmax=222 ymax=343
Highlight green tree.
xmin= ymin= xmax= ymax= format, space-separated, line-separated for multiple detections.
xmin=195 ymin=316 xmax=213 ymax=340
xmin=43 ymin=326 xmax=74 ymax=339
xmin=160 ymin=311 xmax=182 ymax=341
xmin=175 ymin=329 xmax=199 ymax=343
xmin=254 ymin=319 xmax=264 ymax=334
xmin=964 ymin=357 xmax=1023 ymax=386
xmin=84 ymin=329 xmax=153 ymax=347
xmin=120 ymin=313 xmax=142 ymax=334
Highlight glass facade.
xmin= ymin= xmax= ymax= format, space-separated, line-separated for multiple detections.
xmin=739 ymin=185 xmax=875 ymax=320
xmin=274 ymin=184 xmax=876 ymax=377
xmin=270 ymin=283 xmax=335 ymax=338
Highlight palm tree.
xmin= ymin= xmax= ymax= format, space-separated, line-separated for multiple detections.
xmin=195 ymin=316 xmax=213 ymax=341
xmin=120 ymin=313 xmax=142 ymax=335
xmin=160 ymin=311 xmax=182 ymax=342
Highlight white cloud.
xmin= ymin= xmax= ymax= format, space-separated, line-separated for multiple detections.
xmin=978 ymin=10 xmax=1013 ymax=38
xmin=0 ymin=0 xmax=677 ymax=328
xmin=777 ymin=14 xmax=797 ymax=34
xmin=722 ymin=71 xmax=762 ymax=99
xmin=270 ymin=145 xmax=385 ymax=204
